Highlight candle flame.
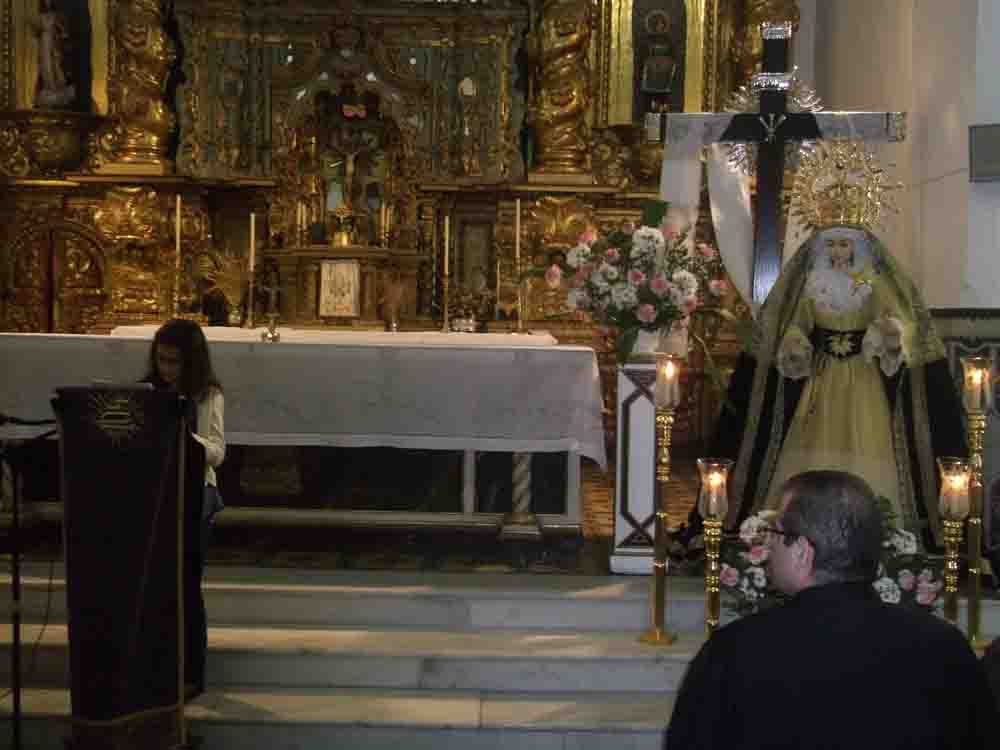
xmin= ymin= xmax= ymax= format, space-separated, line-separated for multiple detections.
xmin=664 ymin=361 xmax=676 ymax=380
xmin=971 ymin=369 xmax=985 ymax=386
xmin=709 ymin=471 xmax=723 ymax=489
xmin=947 ymin=474 xmax=968 ymax=491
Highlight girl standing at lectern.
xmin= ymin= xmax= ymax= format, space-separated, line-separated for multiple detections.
xmin=145 ymin=319 xmax=226 ymax=701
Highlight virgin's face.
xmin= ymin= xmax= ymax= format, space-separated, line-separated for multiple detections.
xmin=824 ymin=237 xmax=854 ymax=270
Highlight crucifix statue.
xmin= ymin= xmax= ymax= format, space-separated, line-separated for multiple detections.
xmin=647 ymin=22 xmax=906 ymax=307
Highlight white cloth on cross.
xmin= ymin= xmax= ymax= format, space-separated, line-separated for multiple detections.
xmin=659 ymin=112 xmax=906 ymax=315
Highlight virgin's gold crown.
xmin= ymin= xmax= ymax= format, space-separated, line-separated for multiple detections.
xmin=790 ymin=140 xmax=901 ymax=233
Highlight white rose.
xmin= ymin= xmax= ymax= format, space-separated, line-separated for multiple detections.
xmin=631 ymin=227 xmax=665 ymax=259
xmin=672 ymin=270 xmax=699 ymax=297
xmin=600 ymin=262 xmax=620 ymax=282
xmin=610 ymin=282 xmax=638 ymax=308
xmin=566 ymin=243 xmax=591 ymax=269
xmin=874 ymin=577 xmax=901 ymax=604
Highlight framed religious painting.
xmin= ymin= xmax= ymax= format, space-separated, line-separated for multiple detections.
xmin=594 ymin=0 xmax=746 ymax=126
xmin=319 ymin=260 xmax=361 ymax=317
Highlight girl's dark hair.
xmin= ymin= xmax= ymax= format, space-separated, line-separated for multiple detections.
xmin=145 ymin=319 xmax=222 ymax=401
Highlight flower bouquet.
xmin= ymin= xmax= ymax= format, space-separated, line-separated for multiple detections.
xmin=533 ymin=202 xmax=725 ymax=363
xmin=720 ymin=504 xmax=945 ymax=617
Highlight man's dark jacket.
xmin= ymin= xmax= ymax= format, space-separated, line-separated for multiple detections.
xmin=666 ymin=582 xmax=998 ymax=750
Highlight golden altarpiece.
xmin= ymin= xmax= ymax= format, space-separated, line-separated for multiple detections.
xmin=0 ymin=0 xmax=798 ymax=455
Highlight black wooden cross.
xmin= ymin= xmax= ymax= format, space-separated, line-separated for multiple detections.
xmin=648 ymin=23 xmax=904 ymax=307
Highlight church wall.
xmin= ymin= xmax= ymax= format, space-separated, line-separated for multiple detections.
xmin=813 ymin=0 xmax=915 ymax=274
xmin=966 ymin=0 xmax=1000 ymax=307
xmin=814 ymin=0 xmax=980 ymax=308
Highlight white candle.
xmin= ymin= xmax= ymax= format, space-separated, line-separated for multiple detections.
xmin=514 ymin=198 xmax=521 ymax=272
xmin=175 ymin=194 xmax=182 ymax=271
xmin=443 ymin=215 xmax=450 ymax=274
xmin=249 ymin=212 xmax=256 ymax=273
xmin=654 ymin=359 xmax=680 ymax=408
xmin=941 ymin=473 xmax=970 ymax=520
xmin=703 ymin=472 xmax=726 ymax=518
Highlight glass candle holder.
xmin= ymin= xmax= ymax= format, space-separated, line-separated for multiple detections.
xmin=961 ymin=356 xmax=992 ymax=413
xmin=654 ymin=353 xmax=682 ymax=409
xmin=697 ymin=458 xmax=734 ymax=520
xmin=937 ymin=457 xmax=971 ymax=521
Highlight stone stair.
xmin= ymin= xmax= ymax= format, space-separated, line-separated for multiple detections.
xmin=3 ymin=564 xmax=998 ymax=750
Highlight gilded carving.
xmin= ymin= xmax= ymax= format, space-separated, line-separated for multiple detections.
xmin=528 ymin=0 xmax=591 ymax=176
xmin=90 ymin=0 xmax=176 ymax=173
xmin=591 ymin=128 xmax=633 ymax=189
xmin=1 ymin=214 xmax=107 ymax=333
xmin=523 ymin=195 xmax=593 ymax=318
xmin=0 ymin=124 xmax=31 ymax=177
xmin=92 ymin=187 xmax=165 ymax=244
xmin=733 ymin=0 xmax=799 ymax=85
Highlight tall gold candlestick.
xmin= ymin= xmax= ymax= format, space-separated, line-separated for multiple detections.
xmin=697 ymin=458 xmax=733 ymax=635
xmin=246 ymin=212 xmax=256 ymax=328
xmin=942 ymin=519 xmax=964 ymax=624
xmin=640 ymin=355 xmax=681 ymax=646
xmin=441 ymin=214 xmax=451 ymax=332
xmin=515 ymin=198 xmax=523 ymax=332
xmin=960 ymin=356 xmax=990 ymax=646
xmin=173 ymin=194 xmax=182 ymax=316
xmin=938 ymin=457 xmax=971 ymax=625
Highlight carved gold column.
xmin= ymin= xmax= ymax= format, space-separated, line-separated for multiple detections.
xmin=528 ymin=0 xmax=592 ymax=184
xmin=90 ymin=0 xmax=176 ymax=175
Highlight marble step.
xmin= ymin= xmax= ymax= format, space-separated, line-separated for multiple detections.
xmin=9 ymin=563 xmax=722 ymax=634
xmin=0 ymin=623 xmax=703 ymax=693
xmin=8 ymin=563 xmax=1000 ymax=638
xmin=9 ymin=686 xmax=673 ymax=750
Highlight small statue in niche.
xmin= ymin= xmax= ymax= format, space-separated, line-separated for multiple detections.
xmin=32 ymin=0 xmax=75 ymax=109
xmin=639 ymin=9 xmax=678 ymax=114
xmin=457 ymin=76 xmax=482 ymax=176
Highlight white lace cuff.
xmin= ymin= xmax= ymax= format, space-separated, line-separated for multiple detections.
xmin=863 ymin=317 xmax=904 ymax=377
xmin=777 ymin=328 xmax=813 ymax=380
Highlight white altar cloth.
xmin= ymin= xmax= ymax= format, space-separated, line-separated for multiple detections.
xmin=109 ymin=325 xmax=560 ymax=348
xmin=0 ymin=332 xmax=606 ymax=469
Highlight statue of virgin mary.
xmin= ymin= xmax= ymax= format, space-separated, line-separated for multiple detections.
xmin=705 ymin=144 xmax=967 ymax=549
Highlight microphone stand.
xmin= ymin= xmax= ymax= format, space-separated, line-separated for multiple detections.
xmin=1 ymin=415 xmax=57 ymax=750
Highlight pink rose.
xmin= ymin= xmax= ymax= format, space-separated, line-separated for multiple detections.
xmin=649 ymin=274 xmax=670 ymax=297
xmin=659 ymin=219 xmax=681 ymax=239
xmin=697 ymin=242 xmax=717 ymax=258
xmin=605 ymin=247 xmax=621 ymax=263
xmin=621 ymin=220 xmax=636 ymax=235
xmin=897 ymin=570 xmax=915 ymax=592
xmin=544 ymin=264 xmax=563 ymax=289
xmin=916 ymin=581 xmax=940 ymax=606
xmin=636 ymin=303 xmax=657 ymax=323
xmin=709 ymin=279 xmax=728 ymax=297
xmin=629 ymin=269 xmax=647 ymax=285
xmin=746 ymin=545 xmax=769 ymax=565
xmin=681 ymin=296 xmax=699 ymax=314
xmin=720 ymin=564 xmax=740 ymax=588
xmin=578 ymin=228 xmax=597 ymax=245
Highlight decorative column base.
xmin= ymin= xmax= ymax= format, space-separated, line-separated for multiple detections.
xmin=610 ymin=360 xmax=658 ymax=574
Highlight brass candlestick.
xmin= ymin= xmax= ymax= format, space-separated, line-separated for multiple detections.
xmin=639 ymin=354 xmax=681 ymax=646
xmin=441 ymin=272 xmax=451 ymax=333
xmin=960 ymin=355 xmax=991 ymax=646
xmin=697 ymin=458 xmax=733 ymax=635
xmin=942 ymin=519 xmax=964 ymax=624
xmin=938 ymin=457 xmax=971 ymax=625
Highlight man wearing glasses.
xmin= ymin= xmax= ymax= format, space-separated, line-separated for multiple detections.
xmin=665 ymin=470 xmax=998 ymax=750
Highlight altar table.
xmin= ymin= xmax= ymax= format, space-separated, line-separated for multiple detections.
xmin=0 ymin=330 xmax=606 ymax=530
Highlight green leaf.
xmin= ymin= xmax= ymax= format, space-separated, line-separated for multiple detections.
xmin=640 ymin=199 xmax=668 ymax=228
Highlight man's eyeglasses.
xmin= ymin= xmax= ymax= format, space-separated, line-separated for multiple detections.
xmin=761 ymin=526 xmax=805 ymax=547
